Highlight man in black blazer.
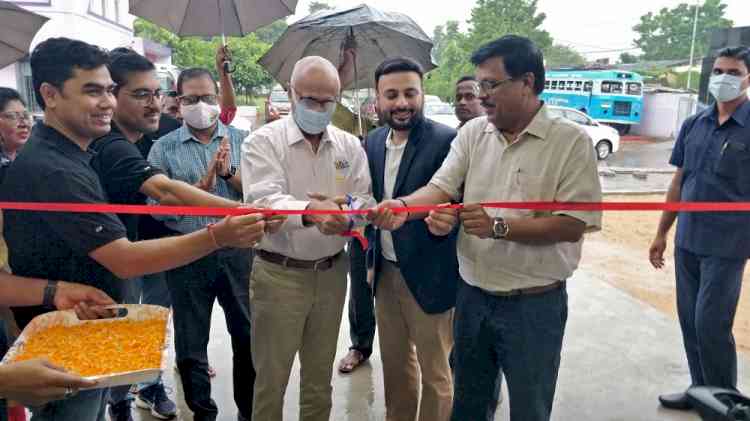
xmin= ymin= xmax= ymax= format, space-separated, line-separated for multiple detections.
xmin=366 ymin=57 xmax=459 ymax=421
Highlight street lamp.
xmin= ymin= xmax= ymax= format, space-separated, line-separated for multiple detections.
xmin=686 ymin=0 xmax=701 ymax=91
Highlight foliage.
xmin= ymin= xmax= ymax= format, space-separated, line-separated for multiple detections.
xmin=633 ymin=0 xmax=733 ymax=61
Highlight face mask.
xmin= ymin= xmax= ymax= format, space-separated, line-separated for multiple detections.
xmin=292 ymin=100 xmax=335 ymax=135
xmin=181 ymin=101 xmax=220 ymax=130
xmin=709 ymin=73 xmax=748 ymax=103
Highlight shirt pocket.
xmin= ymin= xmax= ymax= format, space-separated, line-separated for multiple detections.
xmin=333 ymin=154 xmax=352 ymax=193
xmin=714 ymin=139 xmax=750 ymax=195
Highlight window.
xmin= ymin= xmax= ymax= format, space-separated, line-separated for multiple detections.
xmin=566 ymin=81 xmax=575 ymax=91
xmin=627 ymin=82 xmax=642 ymax=96
xmin=89 ymin=0 xmax=120 ymax=24
xmin=584 ymin=81 xmax=593 ymax=92
xmin=551 ymin=80 xmax=558 ymax=90
xmin=544 ymin=80 xmax=550 ymax=90
xmin=613 ymin=101 xmax=632 ymax=116
xmin=575 ymin=81 xmax=583 ymax=91
xmin=610 ymin=81 xmax=623 ymax=94
xmin=564 ymin=110 xmax=590 ymax=125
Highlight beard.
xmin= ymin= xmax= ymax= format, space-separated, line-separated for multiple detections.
xmin=380 ymin=107 xmax=424 ymax=131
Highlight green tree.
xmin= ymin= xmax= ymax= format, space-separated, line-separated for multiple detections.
xmin=134 ymin=18 xmax=276 ymax=96
xmin=465 ymin=0 xmax=552 ymax=53
xmin=425 ymin=22 xmax=471 ymax=101
xmin=633 ymin=0 xmax=733 ymax=61
xmin=544 ymin=44 xmax=586 ymax=68
xmin=309 ymin=1 xmax=333 ymax=14
xmin=255 ymin=19 xmax=288 ymax=44
xmin=619 ymin=52 xmax=640 ymax=64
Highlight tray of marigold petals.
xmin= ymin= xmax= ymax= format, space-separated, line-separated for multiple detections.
xmin=0 ymin=304 xmax=171 ymax=389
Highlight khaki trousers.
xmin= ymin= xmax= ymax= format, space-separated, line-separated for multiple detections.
xmin=376 ymin=260 xmax=454 ymax=421
xmin=250 ymin=253 xmax=348 ymax=421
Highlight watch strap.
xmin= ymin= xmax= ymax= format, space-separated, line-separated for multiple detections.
xmin=43 ymin=280 xmax=58 ymax=309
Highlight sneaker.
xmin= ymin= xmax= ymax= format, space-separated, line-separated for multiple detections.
xmin=108 ymin=400 xmax=134 ymax=421
xmin=135 ymin=384 xmax=177 ymax=420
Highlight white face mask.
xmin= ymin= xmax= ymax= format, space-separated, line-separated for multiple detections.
xmin=709 ymin=73 xmax=748 ymax=103
xmin=181 ymin=101 xmax=220 ymax=130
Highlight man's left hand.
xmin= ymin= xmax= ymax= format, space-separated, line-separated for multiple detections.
xmin=460 ymin=204 xmax=493 ymax=239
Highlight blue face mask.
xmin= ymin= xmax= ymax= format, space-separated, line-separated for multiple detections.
xmin=292 ymin=99 xmax=335 ymax=135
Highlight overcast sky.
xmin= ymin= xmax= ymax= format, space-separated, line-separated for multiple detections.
xmin=289 ymin=0 xmax=750 ymax=61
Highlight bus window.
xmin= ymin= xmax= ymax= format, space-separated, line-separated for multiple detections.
xmin=551 ymin=80 xmax=558 ymax=90
xmin=610 ymin=82 xmax=623 ymax=94
xmin=627 ymin=82 xmax=642 ymax=96
xmin=601 ymin=82 xmax=611 ymax=93
xmin=584 ymin=81 xmax=593 ymax=92
xmin=545 ymin=80 xmax=550 ymax=90
xmin=575 ymin=81 xmax=583 ymax=91
xmin=566 ymin=81 xmax=575 ymax=91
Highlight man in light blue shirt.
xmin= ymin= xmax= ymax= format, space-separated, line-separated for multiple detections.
xmin=148 ymin=67 xmax=253 ymax=421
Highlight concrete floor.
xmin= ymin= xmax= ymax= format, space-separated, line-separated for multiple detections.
xmin=127 ymin=265 xmax=750 ymax=421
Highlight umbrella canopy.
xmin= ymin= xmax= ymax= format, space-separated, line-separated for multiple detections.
xmin=128 ymin=0 xmax=299 ymax=37
xmin=258 ymin=4 xmax=436 ymax=90
xmin=0 ymin=1 xmax=49 ymax=69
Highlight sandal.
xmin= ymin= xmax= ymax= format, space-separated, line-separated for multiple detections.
xmin=338 ymin=349 xmax=366 ymax=374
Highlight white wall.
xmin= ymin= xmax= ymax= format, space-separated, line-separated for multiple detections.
xmin=0 ymin=65 xmax=17 ymax=89
xmin=12 ymin=0 xmax=135 ymax=52
xmin=632 ymin=93 xmax=695 ymax=139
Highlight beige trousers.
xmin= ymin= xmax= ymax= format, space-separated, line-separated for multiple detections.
xmin=250 ymin=253 xmax=348 ymax=421
xmin=376 ymin=260 xmax=454 ymax=421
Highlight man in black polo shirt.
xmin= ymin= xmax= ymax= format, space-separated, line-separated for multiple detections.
xmin=2 ymin=37 xmax=267 ymax=421
xmin=91 ymin=49 xmax=261 ymax=421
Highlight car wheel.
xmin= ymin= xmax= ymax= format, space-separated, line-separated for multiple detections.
xmin=596 ymin=140 xmax=612 ymax=160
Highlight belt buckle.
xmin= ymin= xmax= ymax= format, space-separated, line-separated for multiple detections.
xmin=313 ymin=258 xmax=325 ymax=271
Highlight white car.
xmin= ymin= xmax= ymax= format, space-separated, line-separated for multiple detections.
xmin=546 ymin=106 xmax=620 ymax=160
xmin=425 ymin=102 xmax=460 ymax=128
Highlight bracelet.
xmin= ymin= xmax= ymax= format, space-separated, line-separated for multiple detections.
xmin=206 ymin=223 xmax=222 ymax=248
xmin=396 ymin=198 xmax=410 ymax=218
xmin=43 ymin=280 xmax=58 ymax=309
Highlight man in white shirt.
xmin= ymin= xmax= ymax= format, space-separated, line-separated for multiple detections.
xmin=241 ymin=56 xmax=373 ymax=421
xmin=370 ymin=35 xmax=602 ymax=421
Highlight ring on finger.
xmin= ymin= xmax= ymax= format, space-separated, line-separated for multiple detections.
xmin=64 ymin=387 xmax=77 ymax=399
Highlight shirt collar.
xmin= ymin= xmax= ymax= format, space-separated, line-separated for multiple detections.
xmin=482 ymin=103 xmax=552 ymax=141
xmin=35 ymin=122 xmax=93 ymax=159
xmin=179 ymin=122 xmax=227 ymax=143
xmin=284 ymin=115 xmax=332 ymax=146
xmin=704 ymin=100 xmax=750 ymax=127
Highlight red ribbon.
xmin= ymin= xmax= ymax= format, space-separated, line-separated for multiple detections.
xmin=4 ymin=200 xmax=750 ymax=250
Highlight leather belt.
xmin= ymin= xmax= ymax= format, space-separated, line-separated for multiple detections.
xmin=485 ymin=280 xmax=566 ymax=297
xmin=257 ymin=249 xmax=340 ymax=271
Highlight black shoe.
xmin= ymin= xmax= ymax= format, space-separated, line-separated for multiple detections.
xmin=108 ymin=400 xmax=134 ymax=421
xmin=659 ymin=392 xmax=693 ymax=410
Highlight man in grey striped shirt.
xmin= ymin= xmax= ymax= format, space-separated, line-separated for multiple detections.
xmin=148 ymin=67 xmax=255 ymax=421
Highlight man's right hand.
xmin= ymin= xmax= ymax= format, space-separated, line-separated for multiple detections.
xmin=0 ymin=358 xmax=97 ymax=406
xmin=367 ymin=199 xmax=408 ymax=231
xmin=304 ymin=193 xmax=350 ymax=236
xmin=196 ymin=150 xmax=222 ymax=191
xmin=212 ymin=214 xmax=266 ymax=248
xmin=649 ymin=235 xmax=667 ymax=269
xmin=426 ymin=205 xmax=458 ymax=236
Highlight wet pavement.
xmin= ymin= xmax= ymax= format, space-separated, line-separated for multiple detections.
xmin=599 ymin=138 xmax=676 ymax=194
xmin=129 ymin=267 xmax=749 ymax=421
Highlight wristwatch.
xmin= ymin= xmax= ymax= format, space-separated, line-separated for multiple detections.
xmin=491 ymin=217 xmax=510 ymax=239
xmin=43 ymin=280 xmax=58 ymax=309
xmin=219 ymin=166 xmax=237 ymax=180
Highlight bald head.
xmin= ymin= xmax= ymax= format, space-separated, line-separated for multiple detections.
xmin=290 ymin=56 xmax=340 ymax=99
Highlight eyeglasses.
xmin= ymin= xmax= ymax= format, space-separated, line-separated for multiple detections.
xmin=292 ymin=89 xmax=337 ymax=112
xmin=478 ymin=77 xmax=518 ymax=93
xmin=125 ymin=89 xmax=162 ymax=104
xmin=179 ymin=94 xmax=219 ymax=106
xmin=0 ymin=111 xmax=32 ymax=123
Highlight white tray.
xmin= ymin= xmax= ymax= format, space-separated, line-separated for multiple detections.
xmin=0 ymin=304 xmax=171 ymax=390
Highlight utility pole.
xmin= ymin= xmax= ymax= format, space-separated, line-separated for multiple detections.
xmin=687 ymin=0 xmax=701 ymax=91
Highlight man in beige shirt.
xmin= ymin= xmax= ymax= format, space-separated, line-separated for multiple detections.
xmin=241 ymin=56 xmax=373 ymax=421
xmin=370 ymin=35 xmax=602 ymax=421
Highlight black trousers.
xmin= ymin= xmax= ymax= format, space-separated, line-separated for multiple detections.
xmin=167 ymin=248 xmax=254 ymax=421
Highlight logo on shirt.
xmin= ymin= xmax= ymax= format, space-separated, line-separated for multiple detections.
xmin=334 ymin=159 xmax=350 ymax=171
